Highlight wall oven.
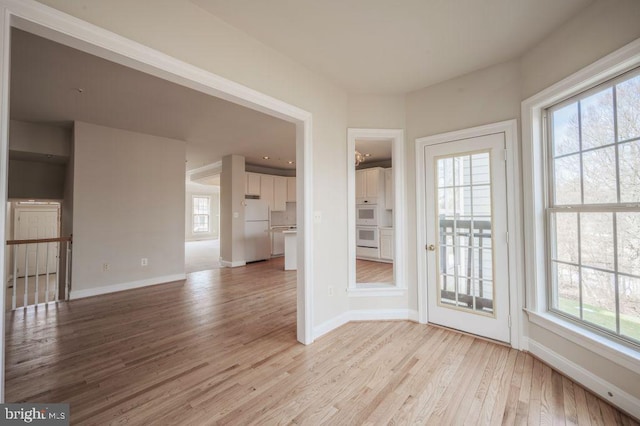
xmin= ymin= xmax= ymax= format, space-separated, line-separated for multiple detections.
xmin=356 ymin=204 xmax=378 ymax=226
xmin=356 ymin=226 xmax=379 ymax=248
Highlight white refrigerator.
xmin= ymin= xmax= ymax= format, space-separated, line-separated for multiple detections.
xmin=244 ymin=199 xmax=271 ymax=262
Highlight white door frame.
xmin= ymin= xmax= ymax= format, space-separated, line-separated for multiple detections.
xmin=415 ymin=119 xmax=523 ymax=348
xmin=0 ymin=0 xmax=315 ymax=401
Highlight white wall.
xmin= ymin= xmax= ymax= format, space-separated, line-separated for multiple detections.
xmin=405 ymin=59 xmax=522 ymax=314
xmin=518 ymin=0 xmax=640 ymax=400
xmin=29 ymin=1 xmax=640 ymax=406
xmin=220 ymin=154 xmax=245 ymax=265
xmin=35 ymin=0 xmax=350 ymax=326
xmin=347 ymin=94 xmax=406 ymax=129
xmin=521 ymin=0 xmax=640 ymax=99
xmin=185 ymin=181 xmax=219 ymax=241
xmin=70 ymin=121 xmax=185 ymax=295
xmin=403 ymin=0 xmax=640 ymax=403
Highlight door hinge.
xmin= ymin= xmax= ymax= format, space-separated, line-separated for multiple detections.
xmin=508 ymin=315 xmax=512 ymax=328
xmin=506 ymin=231 xmax=509 ymax=244
xmin=504 ymin=149 xmax=508 ymax=162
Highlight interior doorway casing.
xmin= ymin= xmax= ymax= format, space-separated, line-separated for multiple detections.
xmin=0 ymin=0 xmax=315 ymax=402
xmin=415 ymin=119 xmax=523 ymax=349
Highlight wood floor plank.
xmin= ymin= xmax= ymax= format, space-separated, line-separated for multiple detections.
xmin=5 ymin=257 xmax=638 ymax=425
xmin=562 ymin=376 xmax=580 ymax=426
xmin=514 ymin=353 xmax=534 ymax=425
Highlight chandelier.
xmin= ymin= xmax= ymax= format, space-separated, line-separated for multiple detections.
xmin=355 ymin=150 xmax=365 ymax=166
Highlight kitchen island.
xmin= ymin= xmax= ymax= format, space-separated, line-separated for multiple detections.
xmin=282 ymin=229 xmax=296 ymax=270
xmin=270 ymin=227 xmax=297 ymax=271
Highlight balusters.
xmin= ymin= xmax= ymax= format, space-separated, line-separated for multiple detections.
xmin=24 ymin=244 xmax=29 ymax=308
xmin=12 ymin=245 xmax=17 ymax=310
xmin=5 ymin=237 xmax=72 ymax=310
xmin=45 ymin=242 xmax=50 ymax=303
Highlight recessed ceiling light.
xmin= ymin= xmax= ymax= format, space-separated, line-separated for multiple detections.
xmin=263 ymin=156 xmax=270 ymax=160
xmin=288 ymin=161 xmax=294 ymax=164
xmin=74 ymin=88 xmax=85 ymax=94
xmin=364 ymin=153 xmax=372 ymax=157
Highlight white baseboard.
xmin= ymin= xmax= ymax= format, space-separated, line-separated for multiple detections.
xmin=408 ymin=309 xmax=419 ymax=322
xmin=220 ymin=260 xmax=246 ymax=268
xmin=69 ymin=273 xmax=186 ymax=300
xmin=313 ymin=311 xmax=352 ymax=340
xmin=349 ymin=308 xmax=414 ymax=321
xmin=527 ymin=338 xmax=640 ymax=420
xmin=313 ymin=309 xmax=418 ymax=340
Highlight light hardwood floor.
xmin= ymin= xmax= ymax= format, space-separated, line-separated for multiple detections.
xmin=5 ymin=258 xmax=638 ymax=425
xmin=356 ymin=259 xmax=393 ymax=283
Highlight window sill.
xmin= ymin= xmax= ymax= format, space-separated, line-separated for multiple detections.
xmin=348 ymin=285 xmax=406 ymax=297
xmin=525 ymin=309 xmax=640 ymax=372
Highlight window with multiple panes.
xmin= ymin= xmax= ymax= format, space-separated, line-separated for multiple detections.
xmin=192 ymin=196 xmax=210 ymax=233
xmin=547 ymin=68 xmax=640 ymax=345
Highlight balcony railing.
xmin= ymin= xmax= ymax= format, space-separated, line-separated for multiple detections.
xmin=439 ymin=218 xmax=493 ymax=312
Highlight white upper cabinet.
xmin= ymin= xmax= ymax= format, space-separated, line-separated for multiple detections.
xmin=385 ymin=168 xmax=393 ymax=210
xmin=287 ymin=176 xmax=296 ymax=202
xmin=246 ymin=172 xmax=261 ymax=196
xmin=273 ymin=176 xmax=287 ymax=212
xmin=356 ymin=167 xmax=385 ymax=204
xmin=245 ymin=172 xmax=294 ymax=211
xmin=355 ymin=169 xmax=367 ymax=199
xmin=260 ymin=174 xmax=274 ymax=211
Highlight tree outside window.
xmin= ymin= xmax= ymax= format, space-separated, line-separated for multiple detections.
xmin=547 ymin=69 xmax=640 ymax=345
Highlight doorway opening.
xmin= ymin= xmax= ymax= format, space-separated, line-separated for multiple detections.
xmin=415 ymin=120 xmax=520 ymax=347
xmin=5 ymin=201 xmax=65 ymax=310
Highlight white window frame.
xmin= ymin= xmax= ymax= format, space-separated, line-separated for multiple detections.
xmin=192 ymin=195 xmax=211 ymax=233
xmin=522 ymin=38 xmax=640 ymax=371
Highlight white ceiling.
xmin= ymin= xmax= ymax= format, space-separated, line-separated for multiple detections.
xmin=10 ymin=29 xmax=297 ymax=171
xmin=10 ymin=1 xmax=595 ymax=174
xmin=355 ymin=139 xmax=392 ymax=162
xmin=193 ymin=0 xmax=593 ymax=94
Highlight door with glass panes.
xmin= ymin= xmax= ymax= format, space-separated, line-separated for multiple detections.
xmin=424 ymin=132 xmax=510 ymax=343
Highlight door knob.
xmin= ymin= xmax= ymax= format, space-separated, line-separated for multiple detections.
xmin=427 ymin=244 xmax=436 ymax=251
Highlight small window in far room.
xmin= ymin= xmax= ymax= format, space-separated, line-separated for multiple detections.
xmin=192 ymin=196 xmax=210 ymax=233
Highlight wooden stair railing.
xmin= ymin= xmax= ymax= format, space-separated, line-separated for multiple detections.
xmin=6 ymin=236 xmax=72 ymax=310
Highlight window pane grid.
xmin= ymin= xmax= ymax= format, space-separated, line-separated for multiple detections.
xmin=436 ymin=151 xmax=494 ymax=315
xmin=547 ymin=69 xmax=640 ymax=345
xmin=192 ymin=196 xmax=210 ymax=233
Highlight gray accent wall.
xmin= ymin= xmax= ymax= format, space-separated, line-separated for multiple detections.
xmin=71 ymin=121 xmax=185 ymax=293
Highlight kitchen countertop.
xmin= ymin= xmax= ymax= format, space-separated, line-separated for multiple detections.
xmin=270 ymin=226 xmax=297 ymax=233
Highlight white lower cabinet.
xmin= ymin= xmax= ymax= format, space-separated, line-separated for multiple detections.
xmin=272 ymin=231 xmax=284 ymax=256
xmin=379 ymin=228 xmax=394 ymax=261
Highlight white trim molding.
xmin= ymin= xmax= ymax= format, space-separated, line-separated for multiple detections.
xmin=526 ymin=310 xmax=640 ymax=373
xmin=0 ymin=0 xmax=316 ymax=404
xmin=347 ymin=286 xmax=406 ymax=298
xmin=313 ymin=309 xmax=419 ymax=340
xmin=346 ymin=128 xmax=406 ymax=293
xmin=70 ymin=273 xmax=187 ymax=300
xmin=414 ymin=119 xmax=523 ymax=349
xmin=527 ymin=338 xmax=640 ymax=420
xmin=521 ymin=37 xmax=640 ymax=361
xmin=220 ymin=260 xmax=246 ymax=268
xmin=521 ymin=37 xmax=640 ymax=316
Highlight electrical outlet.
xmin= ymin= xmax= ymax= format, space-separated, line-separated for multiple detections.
xmin=102 ymin=263 xmax=110 ymax=272
xmin=328 ymin=286 xmax=334 ymax=296
xmin=314 ymin=211 xmax=322 ymax=224
xmin=141 ymin=258 xmax=148 ymax=267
